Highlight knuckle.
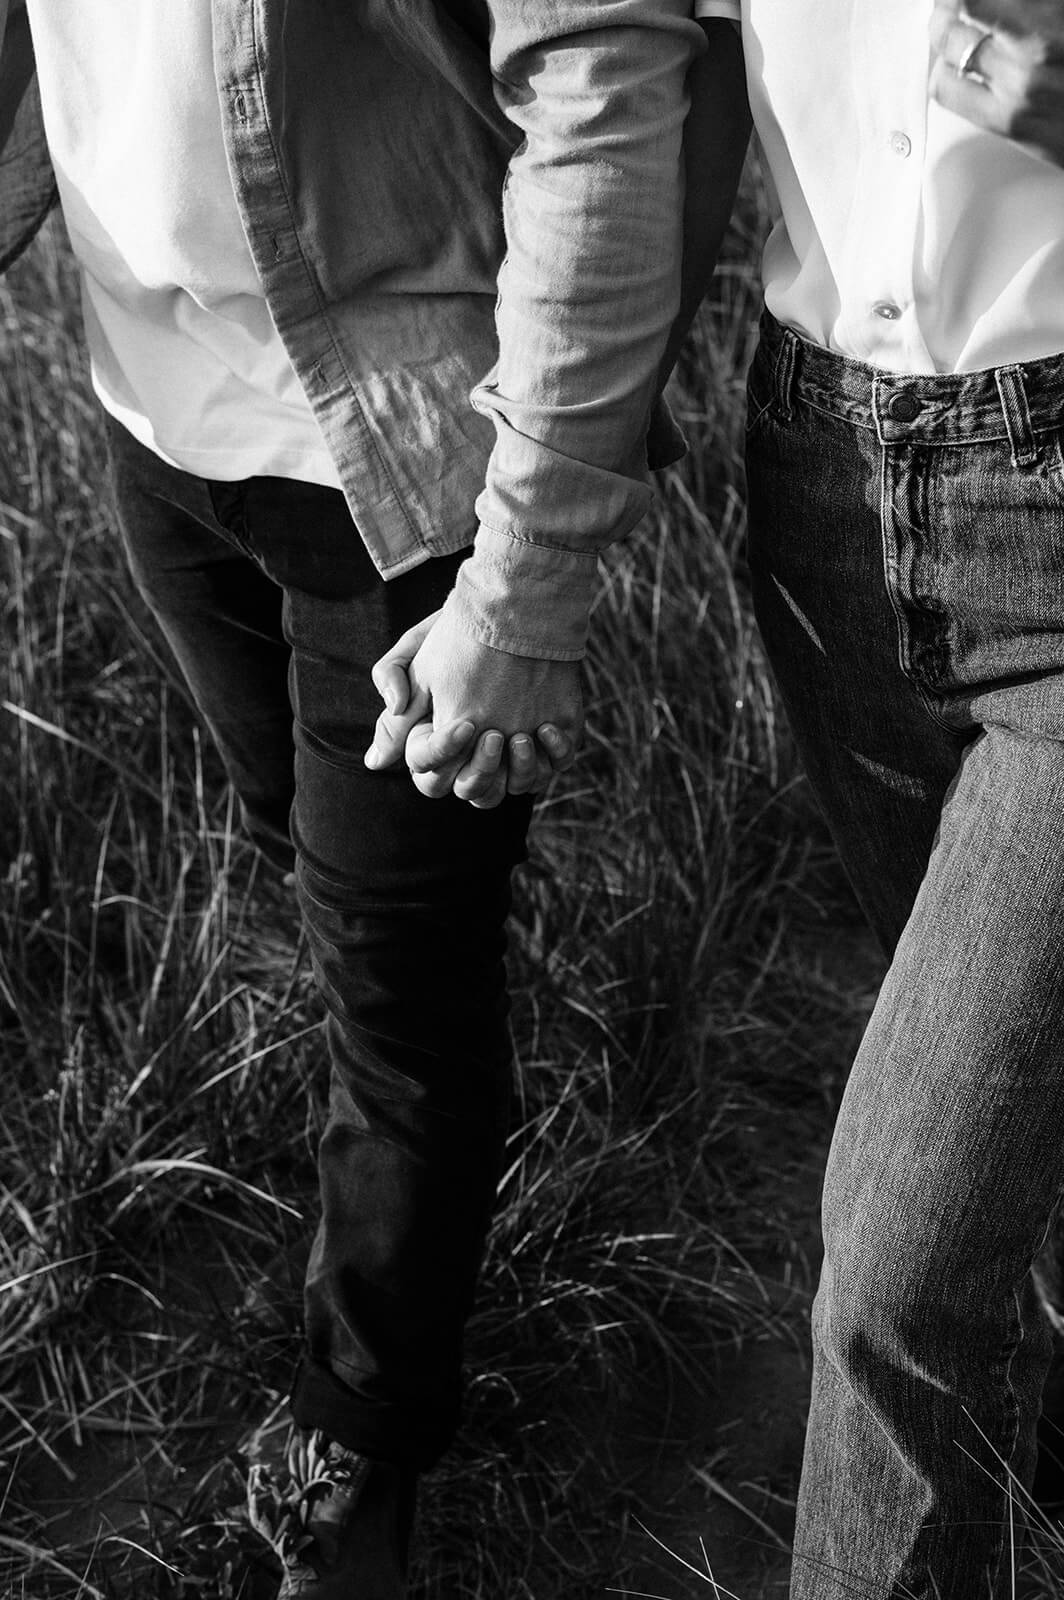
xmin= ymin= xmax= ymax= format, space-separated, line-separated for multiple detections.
xmin=413 ymin=771 xmax=446 ymax=799
xmin=405 ymin=729 xmax=435 ymax=772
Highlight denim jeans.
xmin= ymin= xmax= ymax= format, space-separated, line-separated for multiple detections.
xmin=746 ymin=313 xmax=1064 ymax=1600
xmin=105 ymin=416 xmax=532 ymax=1470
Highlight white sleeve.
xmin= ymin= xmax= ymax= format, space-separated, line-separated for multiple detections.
xmin=693 ymin=1 xmax=741 ymax=19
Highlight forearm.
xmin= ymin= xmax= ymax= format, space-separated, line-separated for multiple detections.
xmin=456 ymin=2 xmax=749 ymax=660
xmin=457 ymin=1 xmax=705 ymax=659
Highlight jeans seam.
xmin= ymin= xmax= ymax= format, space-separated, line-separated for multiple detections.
xmin=985 ymin=1203 xmax=1062 ymax=1593
xmin=988 ymin=1284 xmax=1024 ymax=1594
xmin=988 ymin=1206 xmax=1060 ymax=1589
xmin=878 ymin=445 xmax=959 ymax=737
xmin=797 ymin=392 xmax=878 ymax=432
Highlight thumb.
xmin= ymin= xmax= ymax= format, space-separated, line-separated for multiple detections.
xmin=364 ymin=684 xmax=432 ymax=770
xmin=374 ymin=660 xmax=411 ymax=715
xmin=370 ymin=609 xmax=441 ymax=703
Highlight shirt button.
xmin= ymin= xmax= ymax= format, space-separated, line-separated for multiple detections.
xmin=873 ymin=300 xmax=902 ymax=321
xmin=889 ymin=130 xmax=912 ymax=158
xmin=887 ymin=392 xmax=921 ymax=423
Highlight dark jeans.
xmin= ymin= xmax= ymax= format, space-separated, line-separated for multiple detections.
xmin=105 ymin=416 xmax=532 ymax=1470
xmin=746 ymin=313 xmax=1064 ymax=1599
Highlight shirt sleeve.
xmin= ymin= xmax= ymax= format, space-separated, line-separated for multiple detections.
xmin=447 ymin=0 xmax=706 ymax=662
xmin=693 ymin=1 xmax=742 ymax=20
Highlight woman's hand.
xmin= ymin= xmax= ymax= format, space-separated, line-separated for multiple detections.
xmin=930 ymin=0 xmax=1064 ymax=167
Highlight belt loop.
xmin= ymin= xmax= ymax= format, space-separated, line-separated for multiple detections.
xmin=995 ymin=366 xmax=1037 ymax=468
xmin=774 ymin=328 xmax=798 ymax=423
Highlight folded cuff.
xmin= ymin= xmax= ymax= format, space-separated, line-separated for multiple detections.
xmin=447 ymin=524 xmax=602 ymax=661
xmin=289 ymin=1352 xmax=458 ymax=1472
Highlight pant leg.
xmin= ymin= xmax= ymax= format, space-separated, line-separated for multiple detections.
xmin=107 ymin=417 xmax=532 ymax=1470
xmin=106 ymin=415 xmax=296 ymax=869
xmin=794 ymin=730 xmax=1064 ymax=1600
xmin=744 ymin=340 xmax=966 ymax=956
xmin=746 ymin=322 xmax=1064 ymax=1598
xmin=260 ymin=497 xmax=532 ymax=1469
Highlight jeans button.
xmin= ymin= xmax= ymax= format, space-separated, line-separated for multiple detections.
xmin=887 ymin=392 xmax=921 ymax=423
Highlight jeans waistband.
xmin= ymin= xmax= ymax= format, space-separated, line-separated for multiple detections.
xmin=756 ymin=311 xmax=1064 ymax=457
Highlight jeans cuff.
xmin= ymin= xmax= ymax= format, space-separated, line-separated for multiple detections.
xmin=289 ymin=1353 xmax=459 ymax=1472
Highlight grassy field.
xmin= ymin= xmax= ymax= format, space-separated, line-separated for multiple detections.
xmin=4 ymin=177 xmax=1054 ymax=1600
xmin=1 ymin=166 xmax=848 ymax=1600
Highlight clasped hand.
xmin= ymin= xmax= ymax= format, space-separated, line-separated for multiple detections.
xmin=363 ymin=603 xmax=583 ymax=809
xmin=930 ymin=0 xmax=1064 ymax=167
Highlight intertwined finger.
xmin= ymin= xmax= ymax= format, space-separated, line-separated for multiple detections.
xmin=506 ymin=733 xmax=550 ymax=796
xmin=365 ymin=618 xmax=436 ymax=769
xmin=372 ymin=659 xmax=410 ymax=716
xmin=537 ymin=723 xmax=577 ymax=774
xmin=453 ymin=729 xmax=506 ymax=807
xmin=364 ymin=700 xmax=426 ymax=770
xmin=468 ymin=773 xmax=509 ymax=810
xmin=407 ymin=719 xmax=476 ymax=774
xmin=406 ymin=718 xmax=477 ymax=799
xmin=369 ymin=611 xmax=439 ymax=703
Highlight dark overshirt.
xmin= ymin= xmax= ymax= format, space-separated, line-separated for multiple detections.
xmin=0 ymin=0 xmax=701 ymax=658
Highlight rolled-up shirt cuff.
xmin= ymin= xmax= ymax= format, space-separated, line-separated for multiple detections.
xmin=447 ymin=525 xmax=602 ymax=662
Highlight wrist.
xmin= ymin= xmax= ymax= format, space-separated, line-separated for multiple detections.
xmin=449 ymin=526 xmax=599 ymax=662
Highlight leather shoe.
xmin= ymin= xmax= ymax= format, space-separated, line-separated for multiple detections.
xmin=248 ymin=1428 xmax=417 ymax=1599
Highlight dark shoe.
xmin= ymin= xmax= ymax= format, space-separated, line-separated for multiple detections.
xmin=248 ymin=1428 xmax=417 ymax=1599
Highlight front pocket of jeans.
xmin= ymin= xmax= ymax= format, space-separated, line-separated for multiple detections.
xmin=916 ymin=437 xmax=1064 ymax=694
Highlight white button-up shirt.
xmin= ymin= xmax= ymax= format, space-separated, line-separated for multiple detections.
xmin=697 ymin=0 xmax=1064 ymax=373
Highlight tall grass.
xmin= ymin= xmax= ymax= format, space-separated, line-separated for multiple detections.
xmin=0 ymin=180 xmax=869 ymax=1599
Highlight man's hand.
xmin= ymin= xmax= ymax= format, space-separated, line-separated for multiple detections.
xmin=930 ymin=0 xmax=1064 ymax=167
xmin=364 ymin=604 xmax=582 ymax=807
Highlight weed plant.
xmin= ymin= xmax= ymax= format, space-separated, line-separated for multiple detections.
xmin=1 ymin=176 xmax=870 ymax=1599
